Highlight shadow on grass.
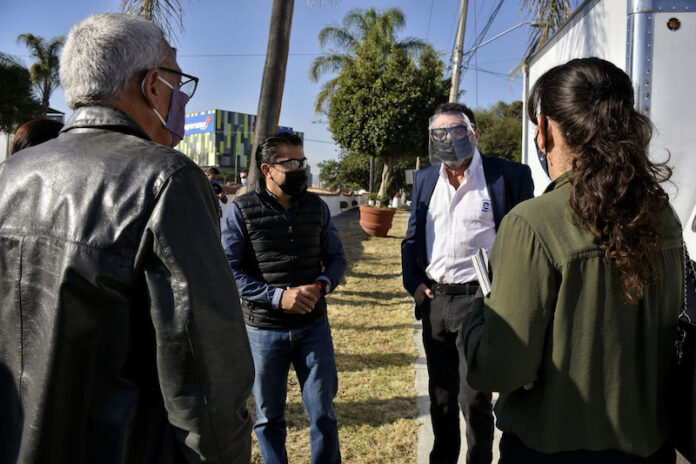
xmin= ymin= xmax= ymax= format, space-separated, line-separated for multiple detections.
xmin=328 ymin=297 xmax=408 ymax=307
xmin=284 ymin=396 xmax=418 ymax=427
xmin=330 ymin=322 xmax=414 ymax=331
xmin=335 ymin=352 xmax=417 ymax=371
xmin=337 ymin=396 xmax=419 ymax=426
xmin=336 ymin=289 xmax=407 ymax=299
xmin=348 ymin=271 xmax=403 ymax=279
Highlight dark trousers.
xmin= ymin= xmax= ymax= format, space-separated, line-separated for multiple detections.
xmin=499 ymin=433 xmax=676 ymax=464
xmin=421 ymin=294 xmax=494 ymax=464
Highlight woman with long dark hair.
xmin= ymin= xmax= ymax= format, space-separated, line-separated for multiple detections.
xmin=462 ymin=57 xmax=683 ymax=462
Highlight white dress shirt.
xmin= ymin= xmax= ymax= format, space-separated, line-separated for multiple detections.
xmin=425 ymin=149 xmax=496 ymax=284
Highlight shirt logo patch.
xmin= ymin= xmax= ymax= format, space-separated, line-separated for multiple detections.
xmin=482 ymin=201 xmax=490 ymax=213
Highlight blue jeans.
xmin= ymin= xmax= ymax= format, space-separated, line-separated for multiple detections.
xmin=246 ymin=317 xmax=341 ymax=464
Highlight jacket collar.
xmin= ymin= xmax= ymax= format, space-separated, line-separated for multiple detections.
xmin=544 ymin=170 xmax=573 ymax=194
xmin=62 ymin=105 xmax=151 ymax=141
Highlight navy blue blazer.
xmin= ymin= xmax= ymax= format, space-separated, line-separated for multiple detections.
xmin=401 ymin=154 xmax=534 ymax=296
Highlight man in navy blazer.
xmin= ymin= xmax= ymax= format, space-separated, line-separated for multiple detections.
xmin=402 ymin=103 xmax=534 ymax=464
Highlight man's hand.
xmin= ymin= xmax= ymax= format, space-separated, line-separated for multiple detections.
xmin=413 ymin=283 xmax=435 ymax=306
xmin=218 ymin=192 xmax=228 ymax=204
xmin=281 ymin=285 xmax=320 ymax=314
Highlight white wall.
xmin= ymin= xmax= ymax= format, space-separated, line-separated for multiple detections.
xmin=524 ymin=0 xmax=627 ymax=196
xmin=523 ymin=0 xmax=696 ymax=252
xmin=218 ymin=191 xmax=365 ymax=218
xmin=316 ymin=192 xmax=366 ymax=217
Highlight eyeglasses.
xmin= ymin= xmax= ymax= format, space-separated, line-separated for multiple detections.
xmin=267 ymin=157 xmax=307 ymax=170
xmin=158 ymin=66 xmax=199 ymax=98
xmin=429 ymin=125 xmax=471 ymax=142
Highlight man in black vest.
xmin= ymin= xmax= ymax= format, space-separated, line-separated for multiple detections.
xmin=222 ymin=132 xmax=347 ymax=464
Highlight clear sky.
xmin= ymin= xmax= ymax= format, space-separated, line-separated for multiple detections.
xmin=1 ymin=0 xmax=542 ymax=173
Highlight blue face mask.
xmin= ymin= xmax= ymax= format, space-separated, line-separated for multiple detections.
xmin=241 ymin=178 xmax=248 ymax=186
xmin=534 ymin=133 xmax=550 ymax=179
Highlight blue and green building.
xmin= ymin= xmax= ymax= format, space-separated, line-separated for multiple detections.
xmin=178 ymin=109 xmax=302 ymax=177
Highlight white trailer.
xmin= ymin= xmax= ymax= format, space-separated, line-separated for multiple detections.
xmin=521 ymin=0 xmax=696 ymax=253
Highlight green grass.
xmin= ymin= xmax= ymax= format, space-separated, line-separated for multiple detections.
xmin=249 ymin=209 xmax=418 ymax=463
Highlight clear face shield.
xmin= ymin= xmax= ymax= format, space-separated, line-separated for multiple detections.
xmin=428 ymin=112 xmax=477 ymax=168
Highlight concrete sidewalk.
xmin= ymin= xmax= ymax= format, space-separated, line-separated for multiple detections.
xmin=414 ymin=318 xmax=501 ymax=464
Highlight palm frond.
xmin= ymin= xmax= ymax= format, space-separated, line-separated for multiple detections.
xmin=318 ymin=26 xmax=357 ymax=51
xmin=314 ymin=77 xmax=340 ymax=115
xmin=309 ymin=54 xmax=351 ymax=82
xmin=121 ymin=0 xmax=185 ymax=43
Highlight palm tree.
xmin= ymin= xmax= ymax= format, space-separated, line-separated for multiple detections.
xmin=309 ymin=7 xmax=427 ymax=115
xmin=249 ymin=0 xmax=295 ymax=191
xmin=121 ymin=0 xmax=184 ymax=43
xmin=16 ymin=34 xmax=64 ymax=115
xmin=521 ymin=0 xmax=575 ymax=57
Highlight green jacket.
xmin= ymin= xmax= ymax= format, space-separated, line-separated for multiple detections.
xmin=462 ymin=172 xmax=683 ymax=457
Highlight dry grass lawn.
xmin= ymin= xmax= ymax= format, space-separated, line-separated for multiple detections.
xmin=249 ymin=209 xmax=418 ymax=463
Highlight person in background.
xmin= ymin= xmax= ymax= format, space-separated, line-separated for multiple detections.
xmin=10 ymin=118 xmax=64 ymax=155
xmin=222 ymin=132 xmax=346 ymax=464
xmin=462 ymin=57 xmax=681 ymax=463
xmin=0 ymin=13 xmax=253 ymax=463
xmin=235 ymin=168 xmax=249 ymax=197
xmin=401 ymin=102 xmax=534 ymax=464
xmin=207 ymin=166 xmax=228 ymax=204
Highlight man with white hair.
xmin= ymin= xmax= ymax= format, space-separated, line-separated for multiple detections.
xmin=0 ymin=13 xmax=253 ymax=463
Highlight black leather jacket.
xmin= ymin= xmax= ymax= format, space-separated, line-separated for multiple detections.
xmin=0 ymin=106 xmax=254 ymax=463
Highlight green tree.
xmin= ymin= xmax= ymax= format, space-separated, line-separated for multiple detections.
xmin=475 ymin=100 xmax=524 ymax=162
xmin=318 ymin=150 xmax=370 ymax=191
xmin=318 ymin=159 xmax=342 ymax=190
xmin=310 ymin=7 xmax=426 ymax=114
xmin=327 ymin=40 xmax=449 ymax=203
xmin=16 ymin=34 xmax=64 ymax=115
xmin=0 ymin=53 xmax=42 ymax=134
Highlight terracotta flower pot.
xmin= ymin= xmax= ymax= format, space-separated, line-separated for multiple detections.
xmin=359 ymin=204 xmax=396 ymax=237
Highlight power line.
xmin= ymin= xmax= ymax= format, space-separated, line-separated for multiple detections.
xmin=464 ymin=65 xmax=513 ymax=80
xmin=462 ymin=0 xmax=505 ymax=71
xmin=178 ymin=52 xmax=322 ymax=58
xmin=425 ymin=0 xmax=434 ymax=40
xmin=304 ymin=137 xmax=335 ymax=144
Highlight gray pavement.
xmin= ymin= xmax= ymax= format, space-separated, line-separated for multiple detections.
xmin=414 ymin=318 xmax=501 ymax=464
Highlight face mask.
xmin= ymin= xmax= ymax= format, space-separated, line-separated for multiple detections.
xmin=240 ymin=178 xmax=248 ymax=186
xmin=534 ymin=133 xmax=550 ymax=179
xmin=428 ymin=112 xmax=477 ymax=166
xmin=272 ymin=169 xmax=307 ymax=197
xmin=430 ymin=135 xmax=475 ymax=166
xmin=143 ymin=75 xmax=190 ymax=147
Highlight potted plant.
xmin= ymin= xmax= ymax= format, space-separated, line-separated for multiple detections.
xmin=359 ymin=193 xmax=395 ymax=237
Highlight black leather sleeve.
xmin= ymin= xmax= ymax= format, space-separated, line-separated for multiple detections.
xmin=138 ymin=164 xmax=254 ymax=463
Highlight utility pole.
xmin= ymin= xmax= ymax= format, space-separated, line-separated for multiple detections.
xmin=449 ymin=0 xmax=469 ymax=102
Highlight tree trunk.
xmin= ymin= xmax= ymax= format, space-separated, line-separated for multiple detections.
xmin=41 ymin=80 xmax=50 ymax=116
xmin=248 ymin=0 xmax=295 ymax=191
xmin=369 ymin=155 xmax=375 ymax=193
xmin=376 ymin=157 xmax=393 ymax=207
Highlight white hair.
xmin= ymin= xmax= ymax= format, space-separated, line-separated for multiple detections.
xmin=60 ymin=13 xmax=172 ymax=109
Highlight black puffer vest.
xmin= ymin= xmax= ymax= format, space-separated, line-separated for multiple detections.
xmin=235 ymin=188 xmax=326 ymax=328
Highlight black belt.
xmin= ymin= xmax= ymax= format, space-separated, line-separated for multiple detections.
xmin=433 ymin=282 xmax=479 ymax=295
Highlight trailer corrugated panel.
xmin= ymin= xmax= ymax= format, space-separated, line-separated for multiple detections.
xmin=522 ymin=0 xmax=696 ymax=253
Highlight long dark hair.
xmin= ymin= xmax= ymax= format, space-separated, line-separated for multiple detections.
xmin=527 ymin=57 xmax=671 ymax=302
xmin=11 ymin=118 xmax=63 ymax=155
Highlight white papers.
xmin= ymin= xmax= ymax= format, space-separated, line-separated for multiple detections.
xmin=472 ymin=248 xmax=491 ymax=295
